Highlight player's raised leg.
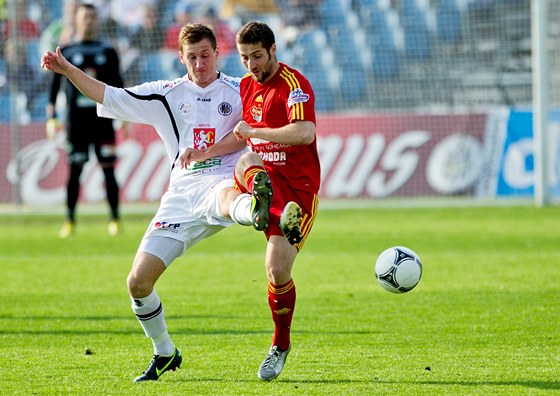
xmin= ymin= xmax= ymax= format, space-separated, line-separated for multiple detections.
xmin=279 ymin=201 xmax=303 ymax=245
xmin=225 ymin=152 xmax=273 ymax=231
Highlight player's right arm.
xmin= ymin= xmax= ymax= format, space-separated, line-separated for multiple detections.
xmin=41 ymin=46 xmax=106 ymax=104
xmin=179 ymin=131 xmax=247 ymax=169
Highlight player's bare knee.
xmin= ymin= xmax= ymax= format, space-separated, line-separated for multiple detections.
xmin=265 ymin=266 xmax=292 ymax=285
xmin=236 ymin=151 xmax=264 ymax=171
xmin=127 ymin=273 xmax=152 ymax=298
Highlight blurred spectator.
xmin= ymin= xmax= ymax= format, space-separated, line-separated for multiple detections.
xmin=199 ymin=6 xmax=236 ymax=56
xmin=39 ymin=0 xmax=78 ymax=54
xmin=129 ymin=3 xmax=164 ymax=53
xmin=0 ymin=0 xmax=6 ymax=25
xmin=164 ymin=0 xmax=195 ymax=50
xmin=2 ymin=0 xmax=41 ymax=43
xmin=220 ymin=0 xmax=277 ymax=22
xmin=124 ymin=3 xmax=165 ymax=84
xmin=110 ymin=0 xmax=157 ymax=33
xmin=277 ymin=0 xmax=321 ymax=44
xmin=87 ymin=0 xmax=129 ymax=56
xmin=1 ymin=37 xmax=46 ymax=116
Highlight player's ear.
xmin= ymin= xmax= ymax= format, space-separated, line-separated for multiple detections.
xmin=178 ymin=50 xmax=185 ymax=65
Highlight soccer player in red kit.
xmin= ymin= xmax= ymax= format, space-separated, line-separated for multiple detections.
xmin=228 ymin=21 xmax=321 ymax=381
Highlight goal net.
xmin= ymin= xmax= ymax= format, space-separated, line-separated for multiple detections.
xmin=1 ymin=0 xmax=559 ymax=206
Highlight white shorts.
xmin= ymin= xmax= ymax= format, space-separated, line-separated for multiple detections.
xmin=138 ymin=173 xmax=235 ymax=266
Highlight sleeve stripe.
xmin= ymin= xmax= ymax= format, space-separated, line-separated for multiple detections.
xmin=124 ymin=89 xmax=181 ymax=170
xmin=280 ymin=69 xmax=305 ymax=120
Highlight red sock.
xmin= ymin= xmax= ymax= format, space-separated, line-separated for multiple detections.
xmin=268 ymin=279 xmax=296 ymax=351
xmin=243 ymin=165 xmax=267 ymax=193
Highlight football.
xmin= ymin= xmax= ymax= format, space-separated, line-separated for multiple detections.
xmin=374 ymin=246 xmax=422 ymax=293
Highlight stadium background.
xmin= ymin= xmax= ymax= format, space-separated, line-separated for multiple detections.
xmin=1 ymin=0 xmax=559 ymax=206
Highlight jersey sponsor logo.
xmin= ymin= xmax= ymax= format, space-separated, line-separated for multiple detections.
xmin=222 ymin=75 xmax=240 ymax=88
xmin=163 ymin=79 xmax=182 ymax=90
xmin=218 ymin=102 xmax=232 ymax=116
xmin=94 ymin=53 xmax=107 ymax=65
xmin=259 ymin=151 xmax=286 ymax=163
xmin=178 ymin=102 xmax=191 ymax=115
xmin=189 ymin=157 xmax=222 ymax=171
xmin=197 ymin=97 xmax=211 ymax=102
xmin=193 ymin=127 xmax=215 ymax=150
xmin=287 ymin=88 xmax=309 ymax=107
xmin=71 ymin=53 xmax=84 ymax=66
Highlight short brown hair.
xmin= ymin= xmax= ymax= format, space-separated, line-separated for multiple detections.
xmin=178 ymin=23 xmax=217 ymax=52
xmin=236 ymin=21 xmax=275 ymax=52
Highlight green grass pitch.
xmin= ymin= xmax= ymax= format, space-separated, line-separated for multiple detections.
xmin=1 ymin=205 xmax=559 ymax=395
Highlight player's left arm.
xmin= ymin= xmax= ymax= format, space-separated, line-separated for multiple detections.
xmin=179 ymin=131 xmax=247 ymax=169
xmin=234 ymin=120 xmax=315 ymax=146
xmin=41 ymin=47 xmax=106 ymax=104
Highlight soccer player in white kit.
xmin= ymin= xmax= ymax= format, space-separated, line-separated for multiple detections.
xmin=41 ymin=23 xmax=250 ymax=382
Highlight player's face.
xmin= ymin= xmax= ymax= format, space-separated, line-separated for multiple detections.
xmin=180 ymin=39 xmax=219 ymax=88
xmin=75 ymin=7 xmax=98 ymax=40
xmin=237 ymin=43 xmax=278 ymax=84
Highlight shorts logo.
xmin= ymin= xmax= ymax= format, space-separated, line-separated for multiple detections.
xmin=178 ymin=102 xmax=191 ymax=115
xmin=154 ymin=221 xmax=181 ymax=231
xmin=287 ymin=88 xmax=310 ymax=107
xmin=218 ymin=102 xmax=232 ymax=116
xmin=193 ymin=128 xmax=215 ymax=150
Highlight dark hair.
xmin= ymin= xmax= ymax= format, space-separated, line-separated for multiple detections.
xmin=76 ymin=2 xmax=97 ymax=13
xmin=236 ymin=21 xmax=275 ymax=52
xmin=179 ymin=23 xmax=217 ymax=52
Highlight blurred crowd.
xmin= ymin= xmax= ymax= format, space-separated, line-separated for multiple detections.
xmin=0 ymin=0 xmax=323 ymax=122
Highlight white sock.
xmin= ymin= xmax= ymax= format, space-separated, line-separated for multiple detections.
xmin=131 ymin=290 xmax=175 ymax=356
xmin=152 ymin=330 xmax=175 ymax=356
xmin=229 ymin=194 xmax=252 ymax=226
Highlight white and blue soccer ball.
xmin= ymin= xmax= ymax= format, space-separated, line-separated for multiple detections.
xmin=375 ymin=246 xmax=422 ymax=293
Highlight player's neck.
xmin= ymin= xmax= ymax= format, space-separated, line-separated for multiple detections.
xmin=261 ymin=62 xmax=280 ymax=84
xmin=77 ymin=33 xmax=96 ymax=41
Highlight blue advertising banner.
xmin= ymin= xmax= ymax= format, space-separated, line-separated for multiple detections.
xmin=496 ymin=109 xmax=560 ymax=197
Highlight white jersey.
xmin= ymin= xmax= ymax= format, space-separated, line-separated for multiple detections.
xmin=97 ymin=73 xmax=246 ymax=259
xmin=98 ymin=72 xmax=246 ymax=187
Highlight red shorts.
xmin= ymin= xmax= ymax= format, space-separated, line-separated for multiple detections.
xmin=235 ymin=174 xmax=319 ymax=250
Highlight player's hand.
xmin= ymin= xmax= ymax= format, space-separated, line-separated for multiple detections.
xmin=233 ymin=121 xmax=252 ymax=140
xmin=41 ymin=46 xmax=71 ymax=75
xmin=179 ymin=148 xmax=207 ymax=169
xmin=46 ymin=118 xmax=63 ymax=140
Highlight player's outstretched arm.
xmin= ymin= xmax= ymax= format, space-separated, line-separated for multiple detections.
xmin=41 ymin=46 xmax=106 ymax=104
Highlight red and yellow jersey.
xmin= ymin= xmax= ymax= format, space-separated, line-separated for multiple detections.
xmin=240 ymin=63 xmax=321 ymax=194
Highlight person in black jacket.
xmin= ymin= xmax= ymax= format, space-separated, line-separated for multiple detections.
xmin=47 ymin=2 xmax=123 ymax=238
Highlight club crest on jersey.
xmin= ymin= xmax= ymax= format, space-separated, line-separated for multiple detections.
xmin=178 ymin=102 xmax=191 ymax=115
xmin=218 ymin=102 xmax=232 ymax=116
xmin=193 ymin=127 xmax=215 ymax=150
xmin=251 ymin=95 xmax=263 ymax=122
xmin=287 ymin=88 xmax=309 ymax=107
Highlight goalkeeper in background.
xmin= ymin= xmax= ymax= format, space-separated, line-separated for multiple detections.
xmin=46 ymin=2 xmax=123 ymax=238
